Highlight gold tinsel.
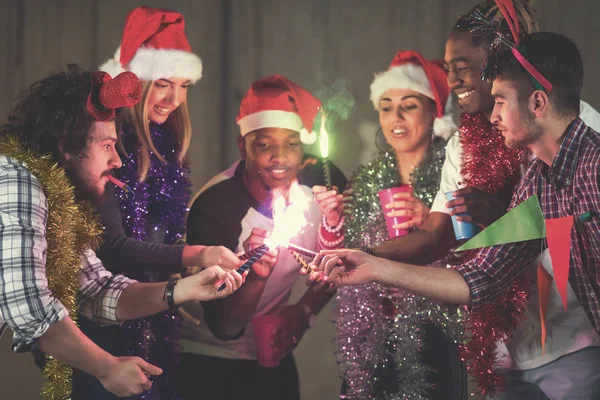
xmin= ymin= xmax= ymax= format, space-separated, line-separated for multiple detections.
xmin=0 ymin=136 xmax=103 ymax=400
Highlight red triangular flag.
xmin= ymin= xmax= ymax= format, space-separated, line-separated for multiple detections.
xmin=545 ymin=216 xmax=574 ymax=310
xmin=537 ymin=262 xmax=553 ymax=354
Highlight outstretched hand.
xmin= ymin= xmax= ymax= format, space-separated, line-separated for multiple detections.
xmin=177 ymin=265 xmax=247 ymax=302
xmin=304 ymin=249 xmax=377 ymax=291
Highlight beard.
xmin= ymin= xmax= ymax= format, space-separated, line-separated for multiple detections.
xmin=504 ymin=108 xmax=543 ymax=150
xmin=64 ymin=160 xmax=109 ymax=206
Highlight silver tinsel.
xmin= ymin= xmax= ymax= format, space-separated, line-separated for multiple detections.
xmin=337 ymin=138 xmax=464 ymax=399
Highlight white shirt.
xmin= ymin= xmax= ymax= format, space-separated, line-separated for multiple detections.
xmin=496 ymin=250 xmax=600 ymax=370
xmin=180 ymin=166 xmax=321 ymax=360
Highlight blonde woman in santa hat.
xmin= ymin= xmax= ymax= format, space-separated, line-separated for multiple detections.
xmin=313 ymin=51 xmax=467 ymax=399
xmin=72 ymin=7 xmax=245 ymax=400
xmin=177 ymin=75 xmax=346 ymax=400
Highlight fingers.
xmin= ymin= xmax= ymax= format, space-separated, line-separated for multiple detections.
xmin=320 ymin=248 xmax=352 ymax=258
xmin=320 ymin=195 xmax=343 ymax=210
xmin=272 ymin=332 xmax=296 ymax=356
xmin=244 ymin=228 xmax=269 ymax=251
xmin=306 ymin=254 xmax=344 ymax=289
xmin=221 ymin=247 xmax=243 ymax=269
xmin=261 ymin=250 xmax=279 ymax=266
xmin=312 ymin=185 xmax=329 ymax=195
xmin=385 ymin=200 xmax=414 ymax=210
xmin=322 ymin=255 xmax=341 ymax=276
xmin=449 ymin=203 xmax=484 ymax=217
xmin=230 ymin=269 xmax=244 ymax=289
xmin=210 ymin=265 xmax=228 ymax=281
xmin=134 ymin=358 xmax=163 ymax=376
xmin=386 ymin=208 xmax=415 ymax=218
xmin=446 ymin=197 xmax=466 ymax=208
xmin=392 ymin=192 xmax=418 ymax=201
xmin=455 ymin=215 xmax=474 ymax=222
xmin=451 ymin=187 xmax=474 ymax=197
xmin=393 ymin=220 xmax=416 ymax=230
xmin=314 ymin=188 xmax=340 ymax=201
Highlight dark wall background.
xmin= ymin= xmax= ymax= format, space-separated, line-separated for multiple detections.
xmin=1 ymin=1 xmax=598 ymax=398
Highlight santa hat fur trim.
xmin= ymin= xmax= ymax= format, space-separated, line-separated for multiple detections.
xmin=99 ymin=46 xmax=202 ymax=83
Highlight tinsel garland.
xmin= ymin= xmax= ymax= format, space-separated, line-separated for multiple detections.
xmin=338 ymin=138 xmax=465 ymax=400
xmin=457 ymin=113 xmax=530 ymax=398
xmin=116 ymin=122 xmax=191 ymax=400
xmin=0 ymin=135 xmax=103 ymax=400
xmin=459 ymin=113 xmax=523 ymax=193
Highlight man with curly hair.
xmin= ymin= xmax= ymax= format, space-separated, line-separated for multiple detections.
xmin=0 ymin=65 xmax=244 ymax=398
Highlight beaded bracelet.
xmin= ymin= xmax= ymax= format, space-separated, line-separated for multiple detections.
xmin=318 ymin=225 xmax=345 ymax=248
xmin=321 ymin=214 xmax=344 ymax=234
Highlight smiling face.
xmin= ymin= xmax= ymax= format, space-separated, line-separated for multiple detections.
xmin=239 ymin=127 xmax=304 ymax=191
xmin=147 ymin=77 xmax=191 ymax=124
xmin=378 ymin=88 xmax=436 ymax=154
xmin=444 ymin=30 xmax=494 ymax=115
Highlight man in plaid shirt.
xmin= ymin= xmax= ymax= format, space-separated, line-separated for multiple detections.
xmin=0 ymin=65 xmax=244 ymax=397
xmin=313 ymin=32 xmax=600 ymax=333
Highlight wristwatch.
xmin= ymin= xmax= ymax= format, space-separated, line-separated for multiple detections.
xmin=301 ymin=304 xmax=317 ymax=328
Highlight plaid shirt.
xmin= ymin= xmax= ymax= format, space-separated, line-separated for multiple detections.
xmin=456 ymin=118 xmax=600 ymax=333
xmin=0 ymin=156 xmax=135 ymax=351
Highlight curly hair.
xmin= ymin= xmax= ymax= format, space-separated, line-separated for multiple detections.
xmin=454 ymin=0 xmax=538 ymax=47
xmin=0 ymin=64 xmax=95 ymax=163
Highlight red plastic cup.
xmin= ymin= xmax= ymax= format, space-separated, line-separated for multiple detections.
xmin=377 ymin=185 xmax=414 ymax=239
xmin=252 ymin=314 xmax=285 ymax=367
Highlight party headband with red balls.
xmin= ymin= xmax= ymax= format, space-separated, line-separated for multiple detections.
xmin=469 ymin=0 xmax=553 ymax=92
xmin=99 ymin=7 xmax=202 ymax=83
xmin=236 ymin=74 xmax=322 ymax=145
xmin=86 ymin=71 xmax=142 ymax=121
xmin=370 ymin=50 xmax=457 ymax=139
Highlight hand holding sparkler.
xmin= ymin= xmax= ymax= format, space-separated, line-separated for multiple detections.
xmin=243 ymin=228 xmax=279 ymax=278
xmin=308 ymin=249 xmax=374 ymax=291
xmin=182 ymin=265 xmax=245 ymax=299
xmin=194 ymin=245 xmax=241 ymax=270
xmin=216 ymin=228 xmax=279 ymax=291
xmin=312 ymin=185 xmax=343 ymax=227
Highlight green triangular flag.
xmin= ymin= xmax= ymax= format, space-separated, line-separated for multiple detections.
xmin=456 ymin=195 xmax=545 ymax=251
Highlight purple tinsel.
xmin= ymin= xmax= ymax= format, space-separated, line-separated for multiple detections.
xmin=116 ymin=122 xmax=191 ymax=400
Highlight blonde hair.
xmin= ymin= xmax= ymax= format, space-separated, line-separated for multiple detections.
xmin=119 ymin=81 xmax=192 ymax=182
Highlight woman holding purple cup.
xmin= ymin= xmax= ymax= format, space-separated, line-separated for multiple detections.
xmin=328 ymin=50 xmax=467 ymax=399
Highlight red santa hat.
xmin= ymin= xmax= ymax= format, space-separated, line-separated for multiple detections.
xmin=99 ymin=7 xmax=202 ymax=83
xmin=370 ymin=50 xmax=456 ymax=139
xmin=236 ymin=75 xmax=322 ymax=144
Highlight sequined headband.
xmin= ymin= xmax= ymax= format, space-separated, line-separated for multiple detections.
xmin=86 ymin=71 xmax=142 ymax=121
